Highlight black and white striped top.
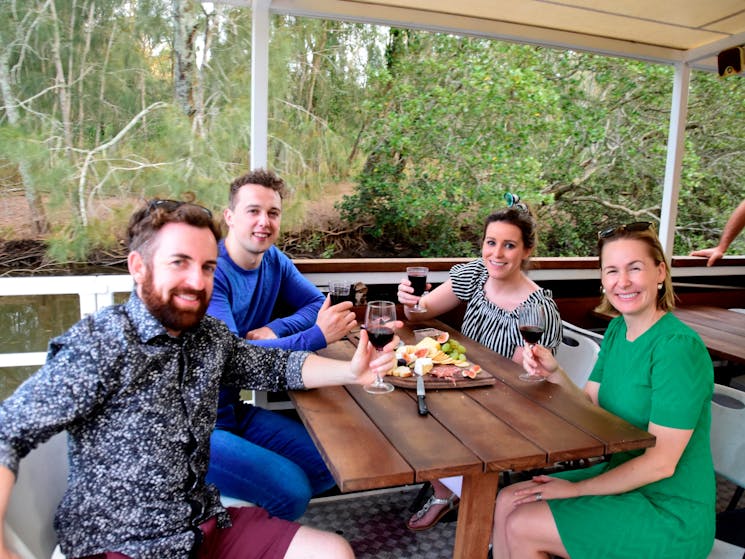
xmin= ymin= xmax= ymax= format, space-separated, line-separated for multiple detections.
xmin=451 ymin=259 xmax=562 ymax=359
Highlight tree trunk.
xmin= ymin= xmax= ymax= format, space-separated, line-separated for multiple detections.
xmin=173 ymin=0 xmax=200 ymax=118
xmin=0 ymin=37 xmax=49 ymax=235
xmin=305 ymin=24 xmax=328 ymax=116
xmin=95 ymin=23 xmax=117 ymax=147
xmin=49 ymin=0 xmax=74 ymax=159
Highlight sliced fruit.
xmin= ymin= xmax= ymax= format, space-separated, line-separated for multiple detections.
xmin=414 ymin=347 xmax=430 ymax=358
xmin=461 ymin=364 xmax=482 ymax=378
xmin=436 ymin=332 xmax=450 ymax=343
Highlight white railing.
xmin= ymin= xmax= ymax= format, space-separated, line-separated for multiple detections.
xmin=3 ymin=260 xmax=744 ymax=403
xmin=0 ymin=275 xmax=133 ymax=369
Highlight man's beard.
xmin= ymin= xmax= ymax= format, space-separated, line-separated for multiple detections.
xmin=140 ymin=269 xmax=209 ymax=333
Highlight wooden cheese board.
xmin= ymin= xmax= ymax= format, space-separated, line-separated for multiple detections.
xmin=385 ymin=364 xmax=496 ymax=390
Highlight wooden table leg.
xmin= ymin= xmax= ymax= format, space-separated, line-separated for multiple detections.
xmin=453 ymin=471 xmax=500 ymax=559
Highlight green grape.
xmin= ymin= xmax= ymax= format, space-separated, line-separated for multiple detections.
xmin=441 ymin=342 xmax=451 ymax=353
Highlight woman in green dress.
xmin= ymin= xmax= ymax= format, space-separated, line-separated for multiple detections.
xmin=491 ymin=222 xmax=715 ymax=559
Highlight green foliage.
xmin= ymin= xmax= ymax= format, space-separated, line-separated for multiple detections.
xmin=1 ymin=3 xmax=744 ymax=262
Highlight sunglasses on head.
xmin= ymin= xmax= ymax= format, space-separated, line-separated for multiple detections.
xmin=597 ymin=221 xmax=652 ymax=240
xmin=147 ymin=198 xmax=213 ymax=218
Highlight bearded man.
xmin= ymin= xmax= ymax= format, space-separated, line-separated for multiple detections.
xmin=0 ymin=199 xmax=397 ymax=559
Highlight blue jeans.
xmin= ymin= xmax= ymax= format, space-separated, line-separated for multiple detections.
xmin=206 ymin=406 xmax=336 ymax=520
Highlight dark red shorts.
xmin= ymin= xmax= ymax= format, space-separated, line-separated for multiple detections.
xmin=75 ymin=506 xmax=301 ymax=559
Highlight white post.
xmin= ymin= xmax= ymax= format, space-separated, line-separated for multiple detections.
xmin=658 ymin=62 xmax=691 ymax=258
xmin=251 ymin=0 xmax=271 ymax=169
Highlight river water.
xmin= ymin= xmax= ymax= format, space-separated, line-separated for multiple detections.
xmin=0 ymin=283 xmax=390 ymax=400
xmin=1 ymin=294 xmax=110 ymax=399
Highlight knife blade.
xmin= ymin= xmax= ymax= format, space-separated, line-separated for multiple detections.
xmin=416 ymin=373 xmax=429 ymax=416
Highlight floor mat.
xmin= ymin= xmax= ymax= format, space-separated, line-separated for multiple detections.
xmin=299 ymin=476 xmax=738 ymax=558
xmin=300 ymin=486 xmax=458 ymax=559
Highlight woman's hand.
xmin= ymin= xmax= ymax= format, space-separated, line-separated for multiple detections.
xmin=512 ymin=475 xmax=579 ymax=505
xmin=522 ymin=343 xmax=560 ymax=380
xmin=397 ymin=277 xmax=424 ymax=309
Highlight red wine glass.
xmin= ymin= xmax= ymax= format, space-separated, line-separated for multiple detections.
xmin=518 ymin=302 xmax=546 ymax=383
xmin=364 ymin=300 xmax=396 ymax=394
xmin=406 ymin=266 xmax=428 ymax=314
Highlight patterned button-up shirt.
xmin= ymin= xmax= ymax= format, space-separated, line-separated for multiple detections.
xmin=0 ymin=292 xmax=309 ymax=558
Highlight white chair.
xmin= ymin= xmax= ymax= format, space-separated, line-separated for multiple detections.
xmin=5 ymin=432 xmax=68 ymax=559
xmin=561 ymin=320 xmax=605 ymax=346
xmin=555 ymin=322 xmax=601 ymax=389
xmin=708 ymin=383 xmax=745 ymax=558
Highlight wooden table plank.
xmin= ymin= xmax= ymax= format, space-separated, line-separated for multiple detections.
xmin=467 ymin=381 xmax=605 ymax=464
xmin=402 ymin=388 xmax=548 ymax=471
xmin=593 ymin=305 xmax=745 ymax=364
xmin=492 ymin=374 xmax=656 ymax=454
xmin=674 ymin=306 xmax=745 ymax=336
xmin=291 ymin=386 xmax=413 ymax=492
xmin=346 ymin=384 xmax=483 ymax=481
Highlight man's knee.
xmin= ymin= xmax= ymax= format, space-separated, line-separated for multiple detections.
xmin=285 ymin=526 xmax=353 ymax=559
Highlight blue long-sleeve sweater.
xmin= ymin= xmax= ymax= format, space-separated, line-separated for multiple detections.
xmin=207 ymin=242 xmax=326 ymax=429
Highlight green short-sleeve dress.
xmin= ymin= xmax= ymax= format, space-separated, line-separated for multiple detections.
xmin=547 ymin=313 xmax=715 ymax=559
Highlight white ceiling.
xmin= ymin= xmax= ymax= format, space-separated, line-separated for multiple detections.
xmin=230 ymin=0 xmax=745 ymax=72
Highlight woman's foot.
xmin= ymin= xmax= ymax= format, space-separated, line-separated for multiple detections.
xmin=406 ymin=491 xmax=459 ymax=531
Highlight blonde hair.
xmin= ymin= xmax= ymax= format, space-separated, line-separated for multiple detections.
xmin=595 ymin=224 xmax=675 ymax=315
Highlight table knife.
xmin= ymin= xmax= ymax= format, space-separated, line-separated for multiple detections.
xmin=416 ymin=373 xmax=429 ymax=416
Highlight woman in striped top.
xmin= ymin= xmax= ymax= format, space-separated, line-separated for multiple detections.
xmin=397 ymin=201 xmax=563 ymax=531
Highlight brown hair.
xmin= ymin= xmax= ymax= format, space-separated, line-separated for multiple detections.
xmin=127 ymin=200 xmax=221 ymax=259
xmin=595 ymin=224 xmax=675 ymax=315
xmin=482 ymin=206 xmax=538 ymax=269
xmin=229 ymin=168 xmax=287 ymax=209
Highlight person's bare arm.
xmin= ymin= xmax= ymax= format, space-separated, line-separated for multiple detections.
xmin=300 ymin=328 xmax=398 ymax=388
xmin=691 ymin=200 xmax=745 ymax=266
xmin=513 ymin=422 xmax=692 ymax=504
xmin=397 ymin=278 xmax=460 ymax=322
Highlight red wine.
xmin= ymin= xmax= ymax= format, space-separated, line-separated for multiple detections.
xmin=408 ymin=274 xmax=427 ymax=297
xmin=519 ymin=326 xmax=544 ymax=345
xmin=368 ymin=326 xmax=395 ymax=349
xmin=330 ymin=293 xmax=348 ymax=305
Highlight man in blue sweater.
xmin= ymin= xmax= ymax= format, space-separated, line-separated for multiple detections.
xmin=206 ymin=169 xmax=357 ymax=520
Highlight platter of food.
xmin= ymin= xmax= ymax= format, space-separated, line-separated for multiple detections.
xmin=386 ymin=333 xmax=496 ymax=389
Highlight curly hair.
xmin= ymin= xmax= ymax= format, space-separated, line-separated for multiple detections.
xmin=127 ymin=200 xmax=221 ymax=260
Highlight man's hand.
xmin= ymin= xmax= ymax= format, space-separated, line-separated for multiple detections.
xmin=689 ymin=246 xmax=724 ymax=267
xmin=317 ymin=296 xmax=357 ymax=344
xmin=245 ymin=326 xmax=278 ymax=340
xmin=350 ymin=327 xmax=400 ymax=385
xmin=0 ymin=543 xmax=21 ymax=559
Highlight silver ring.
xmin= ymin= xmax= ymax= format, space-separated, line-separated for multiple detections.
xmin=535 ymin=492 xmax=542 ymax=501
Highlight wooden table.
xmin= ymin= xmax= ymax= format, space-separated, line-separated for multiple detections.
xmin=671 ymin=306 xmax=745 ymax=364
xmin=290 ymin=320 xmax=655 ymax=559
xmin=594 ymin=305 xmax=745 ymax=364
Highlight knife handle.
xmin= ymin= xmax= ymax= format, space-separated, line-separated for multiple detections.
xmin=417 ymin=395 xmax=429 ymax=416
